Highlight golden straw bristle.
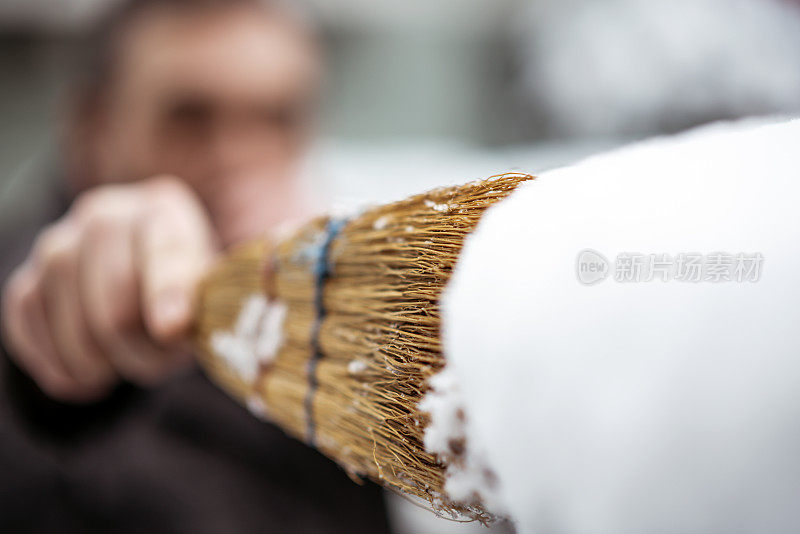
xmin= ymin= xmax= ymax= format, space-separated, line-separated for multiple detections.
xmin=194 ymin=173 xmax=533 ymax=520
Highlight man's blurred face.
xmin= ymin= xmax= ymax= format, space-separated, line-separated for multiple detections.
xmin=90 ymin=4 xmax=320 ymax=240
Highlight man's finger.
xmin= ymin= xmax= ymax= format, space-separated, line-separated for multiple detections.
xmin=1 ymin=264 xmax=96 ymax=401
xmin=79 ymin=216 xmax=187 ymax=385
xmin=137 ymin=177 xmax=216 ymax=344
xmin=38 ymin=222 xmax=116 ymax=390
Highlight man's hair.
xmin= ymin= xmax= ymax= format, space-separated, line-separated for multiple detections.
xmin=76 ymin=0 xmax=307 ymax=99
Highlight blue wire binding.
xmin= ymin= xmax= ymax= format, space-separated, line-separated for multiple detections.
xmin=304 ymin=217 xmax=347 ymax=447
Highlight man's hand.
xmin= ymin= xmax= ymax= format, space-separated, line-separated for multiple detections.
xmin=1 ymin=176 xmax=217 ymax=402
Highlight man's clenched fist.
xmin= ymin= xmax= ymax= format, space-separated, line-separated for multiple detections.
xmin=1 ymin=176 xmax=217 ymax=402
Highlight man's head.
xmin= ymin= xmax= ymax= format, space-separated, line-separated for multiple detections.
xmin=66 ymin=0 xmax=321 ymax=241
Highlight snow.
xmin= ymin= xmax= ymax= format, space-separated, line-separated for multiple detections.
xmin=373 ymin=215 xmax=391 ymax=230
xmin=347 ymin=359 xmax=369 ymax=375
xmin=424 ymin=199 xmax=452 ymax=213
xmin=419 ymin=367 xmax=504 ymax=513
xmin=210 ymin=294 xmax=287 ymax=385
xmin=430 ymin=118 xmax=800 ymax=533
xmin=246 ymin=396 xmax=269 ymax=420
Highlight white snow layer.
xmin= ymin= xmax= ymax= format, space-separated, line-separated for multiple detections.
xmin=210 ymin=294 xmax=286 ymax=384
xmin=419 ymin=367 xmax=504 ymax=513
xmin=433 ymin=118 xmax=800 ymax=533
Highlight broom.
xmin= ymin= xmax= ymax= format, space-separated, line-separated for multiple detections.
xmin=194 ymin=172 xmax=533 ymax=520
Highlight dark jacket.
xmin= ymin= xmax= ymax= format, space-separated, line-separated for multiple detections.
xmin=0 ymin=162 xmax=389 ymax=534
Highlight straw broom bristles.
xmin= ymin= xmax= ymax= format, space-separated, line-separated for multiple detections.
xmin=194 ymin=173 xmax=533 ymax=519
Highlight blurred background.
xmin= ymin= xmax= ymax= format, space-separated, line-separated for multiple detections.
xmin=3 ymin=0 xmax=799 ymax=204
xmin=1 ymin=1 xmax=799 ymax=532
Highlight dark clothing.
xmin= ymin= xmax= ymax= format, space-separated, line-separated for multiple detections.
xmin=0 ymin=165 xmax=390 ymax=533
